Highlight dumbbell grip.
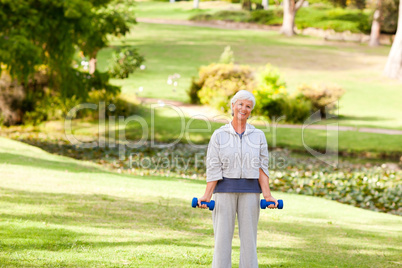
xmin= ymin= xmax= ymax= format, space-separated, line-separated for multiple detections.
xmin=261 ymin=199 xmax=284 ymax=209
xmin=192 ymin=197 xmax=215 ymax=210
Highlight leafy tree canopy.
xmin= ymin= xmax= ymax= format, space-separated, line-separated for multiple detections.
xmin=0 ymin=0 xmax=135 ymax=98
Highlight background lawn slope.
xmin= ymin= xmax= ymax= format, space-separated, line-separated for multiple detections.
xmin=96 ymin=18 xmax=402 ymax=130
xmin=0 ymin=137 xmax=401 ymax=267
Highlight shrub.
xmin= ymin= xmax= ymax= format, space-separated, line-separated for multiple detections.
xmin=23 ymin=88 xmax=136 ymax=126
xmin=188 ymin=77 xmax=202 ymax=104
xmin=189 ymin=13 xmax=213 ymax=21
xmin=253 ymin=91 xmax=311 ymax=123
xmin=297 ymin=83 xmax=345 ymax=118
xmin=190 ymin=10 xmax=250 ymax=22
xmin=23 ymin=94 xmax=78 ymax=126
xmin=252 ymin=64 xmax=287 ymax=118
xmin=87 ymin=89 xmax=137 ymax=118
xmin=190 ymin=63 xmax=255 ymax=111
xmin=281 ymin=95 xmax=312 ymax=123
xmin=248 ymin=9 xmax=283 ymax=25
xmin=213 ymin=10 xmax=250 ymax=22
xmin=253 ymin=65 xmax=312 ymax=123
xmin=296 ymin=7 xmax=371 ymax=33
xmin=190 ymin=6 xmax=374 ymax=34
xmin=0 ymin=64 xmax=132 ymax=126
xmin=219 ymin=46 xmax=235 ymax=64
xmin=109 ymin=46 xmax=145 ymax=79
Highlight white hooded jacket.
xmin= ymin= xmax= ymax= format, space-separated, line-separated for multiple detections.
xmin=206 ymin=122 xmax=270 ymax=182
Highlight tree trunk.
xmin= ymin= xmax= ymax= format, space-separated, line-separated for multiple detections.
xmin=193 ymin=0 xmax=199 ymax=9
xmin=280 ymin=0 xmax=304 ymax=36
xmin=384 ymin=0 xmax=402 ymax=80
xmin=369 ymin=0 xmax=381 ymax=47
xmin=89 ymin=58 xmax=97 ymax=74
xmin=281 ymin=8 xmax=296 ymax=36
xmin=262 ymin=0 xmax=269 ymax=10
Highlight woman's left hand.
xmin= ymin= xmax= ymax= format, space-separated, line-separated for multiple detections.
xmin=264 ymin=195 xmax=278 ymax=209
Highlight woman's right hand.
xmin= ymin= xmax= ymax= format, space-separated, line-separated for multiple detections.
xmin=198 ymin=181 xmax=217 ymax=209
xmin=198 ymin=194 xmax=211 ymax=209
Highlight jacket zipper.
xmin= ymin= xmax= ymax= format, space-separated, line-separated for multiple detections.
xmin=240 ymin=133 xmax=243 ymax=179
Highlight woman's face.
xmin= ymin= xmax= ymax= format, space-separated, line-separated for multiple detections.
xmin=232 ymin=99 xmax=253 ymax=121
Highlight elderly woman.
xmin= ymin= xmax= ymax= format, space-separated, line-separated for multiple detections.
xmin=198 ymin=90 xmax=278 ymax=268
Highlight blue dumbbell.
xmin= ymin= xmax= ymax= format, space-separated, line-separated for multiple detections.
xmin=192 ymin=197 xmax=215 ymax=211
xmin=261 ymin=199 xmax=284 ymax=209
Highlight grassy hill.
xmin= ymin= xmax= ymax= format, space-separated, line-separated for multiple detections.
xmin=0 ymin=137 xmax=401 ymax=267
xmin=96 ymin=3 xmax=402 ymax=131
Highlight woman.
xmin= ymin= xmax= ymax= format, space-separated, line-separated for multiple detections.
xmin=198 ymin=90 xmax=278 ymax=268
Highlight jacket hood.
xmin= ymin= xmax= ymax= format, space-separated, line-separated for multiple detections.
xmin=219 ymin=122 xmax=257 ymax=136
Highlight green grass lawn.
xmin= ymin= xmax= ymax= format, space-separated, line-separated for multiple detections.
xmin=0 ymin=137 xmax=401 ymax=267
xmin=134 ymin=1 xmax=239 ymax=20
xmin=96 ymin=5 xmax=402 ymax=130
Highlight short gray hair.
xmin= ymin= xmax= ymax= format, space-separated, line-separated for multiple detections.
xmin=230 ymin=90 xmax=256 ymax=116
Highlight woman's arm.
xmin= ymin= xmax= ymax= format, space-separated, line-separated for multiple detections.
xmin=258 ymin=168 xmax=278 ymax=208
xmin=198 ymin=181 xmax=218 ymax=209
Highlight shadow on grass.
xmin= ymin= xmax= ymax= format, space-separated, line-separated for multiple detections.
xmin=0 ymin=224 xmax=210 ymax=252
xmin=1 ymin=186 xmax=401 ymax=267
xmin=0 ymin=186 xmax=214 ymax=266
xmin=0 ymin=152 xmax=107 ymax=174
xmin=0 ymin=187 xmax=212 ymax=234
xmin=256 ymin=219 xmax=401 ymax=267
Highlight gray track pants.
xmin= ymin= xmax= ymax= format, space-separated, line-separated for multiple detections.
xmin=212 ymin=193 xmax=260 ymax=268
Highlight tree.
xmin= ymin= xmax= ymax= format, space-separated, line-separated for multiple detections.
xmin=384 ymin=0 xmax=402 ymax=79
xmin=0 ymin=0 xmax=135 ymax=99
xmin=193 ymin=0 xmax=200 ymax=9
xmin=280 ymin=0 xmax=305 ymax=36
xmin=262 ymin=0 xmax=269 ymax=10
xmin=370 ymin=0 xmax=382 ymax=47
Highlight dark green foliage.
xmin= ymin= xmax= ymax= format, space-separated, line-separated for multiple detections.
xmin=381 ymin=0 xmax=399 ymax=34
xmin=248 ymin=9 xmax=283 ymax=25
xmin=242 ymin=0 xmax=252 ymax=11
xmin=0 ymin=0 xmax=137 ymax=125
xmin=253 ymin=65 xmax=311 ymax=123
xmin=109 ymin=47 xmax=145 ymax=79
xmin=189 ymin=14 xmax=213 ymax=21
xmin=190 ymin=6 xmax=373 ymax=34
xmin=280 ymin=96 xmax=312 ymax=123
xmin=296 ymin=7 xmax=372 ymax=33
xmin=188 ymin=77 xmax=202 ymax=104
xmin=191 ymin=10 xmax=249 ymax=22
xmin=353 ymin=0 xmax=366 ymax=10
xmin=0 ymin=0 xmax=132 ymax=84
xmin=274 ymin=166 xmax=401 ymax=215
xmin=211 ymin=10 xmax=250 ymax=22
xmin=21 ymin=70 xmax=122 ymax=125
xmin=330 ymin=0 xmax=348 ymax=8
